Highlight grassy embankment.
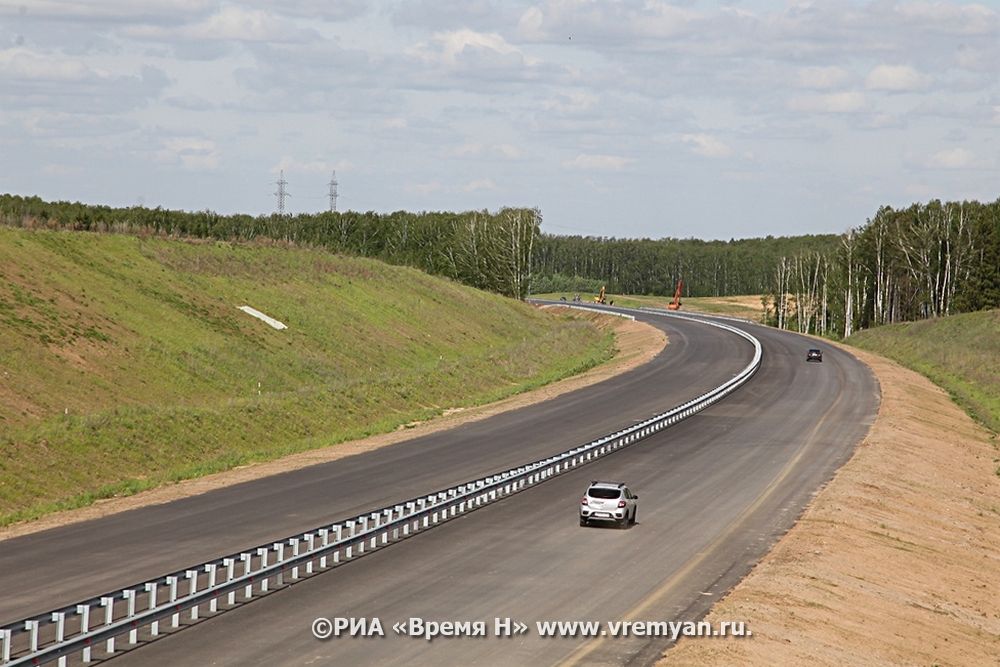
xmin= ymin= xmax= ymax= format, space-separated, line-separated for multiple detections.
xmin=848 ymin=309 xmax=1000 ymax=438
xmin=0 ymin=228 xmax=613 ymax=525
xmin=533 ymin=292 xmax=764 ymax=320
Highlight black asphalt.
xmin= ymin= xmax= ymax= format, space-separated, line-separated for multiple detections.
xmin=0 ymin=308 xmax=748 ymax=623
xmin=1 ymin=310 xmax=879 ymax=666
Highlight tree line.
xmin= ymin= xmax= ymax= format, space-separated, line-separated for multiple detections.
xmin=0 ymin=195 xmax=539 ymax=300
xmin=761 ymin=199 xmax=1000 ymax=337
xmin=3 ymin=193 xmax=996 ymax=337
xmin=533 ymin=233 xmax=839 ymax=298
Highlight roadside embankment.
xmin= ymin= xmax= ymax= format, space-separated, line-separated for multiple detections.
xmin=0 ymin=228 xmax=629 ymax=529
xmin=662 ymin=346 xmax=1000 ymax=666
xmin=0 ymin=286 xmax=665 ymax=539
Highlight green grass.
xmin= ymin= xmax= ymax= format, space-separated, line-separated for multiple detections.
xmin=847 ymin=310 xmax=1000 ymax=435
xmin=0 ymin=229 xmax=613 ymax=525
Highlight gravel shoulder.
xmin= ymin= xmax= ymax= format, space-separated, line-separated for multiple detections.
xmin=662 ymin=345 xmax=1000 ymax=666
xmin=0 ymin=311 xmax=665 ymax=542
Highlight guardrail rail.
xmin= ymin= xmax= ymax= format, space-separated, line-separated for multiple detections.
xmin=0 ymin=312 xmax=761 ymax=666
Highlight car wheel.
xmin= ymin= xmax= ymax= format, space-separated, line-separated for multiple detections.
xmin=579 ymin=517 xmax=588 ymax=527
xmin=630 ymin=509 xmax=637 ymax=525
xmin=619 ymin=515 xmax=629 ymax=529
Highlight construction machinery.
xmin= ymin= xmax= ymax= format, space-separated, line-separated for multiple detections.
xmin=593 ymin=286 xmax=607 ymax=304
xmin=667 ymin=280 xmax=683 ymax=310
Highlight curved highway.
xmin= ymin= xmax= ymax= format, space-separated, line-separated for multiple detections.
xmin=0 ymin=309 xmax=878 ymax=666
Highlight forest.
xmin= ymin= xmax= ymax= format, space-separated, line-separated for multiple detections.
xmin=2 ymin=193 xmax=997 ymax=338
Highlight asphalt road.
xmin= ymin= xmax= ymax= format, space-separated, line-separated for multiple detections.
xmin=1 ymin=310 xmax=879 ymax=666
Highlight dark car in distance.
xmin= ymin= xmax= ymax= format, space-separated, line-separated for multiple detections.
xmin=806 ymin=348 xmax=823 ymax=362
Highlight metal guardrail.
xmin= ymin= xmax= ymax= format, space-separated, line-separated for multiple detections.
xmin=0 ymin=313 xmax=761 ymax=666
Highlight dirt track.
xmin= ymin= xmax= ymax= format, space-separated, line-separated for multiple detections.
xmin=663 ymin=346 xmax=1000 ymax=666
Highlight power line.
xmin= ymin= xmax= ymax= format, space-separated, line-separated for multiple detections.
xmin=274 ymin=170 xmax=290 ymax=215
xmin=327 ymin=170 xmax=339 ymax=212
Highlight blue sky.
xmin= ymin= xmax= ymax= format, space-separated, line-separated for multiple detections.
xmin=1 ymin=1 xmax=998 ymax=239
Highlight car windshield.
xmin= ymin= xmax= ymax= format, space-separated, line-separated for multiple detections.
xmin=588 ymin=487 xmax=621 ymax=499
xmin=809 ymin=349 xmax=820 ymax=353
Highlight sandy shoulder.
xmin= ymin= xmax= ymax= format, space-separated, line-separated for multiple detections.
xmin=662 ymin=346 xmax=1000 ymax=666
xmin=1 ymin=310 xmax=666 ymax=542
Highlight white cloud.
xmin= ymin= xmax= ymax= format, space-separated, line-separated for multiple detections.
xmin=796 ymin=66 xmax=849 ymax=90
xmin=495 ymin=143 xmax=521 ymax=159
xmin=405 ymin=180 xmax=443 ymax=195
xmin=680 ymin=133 xmax=733 ymax=158
xmin=788 ymin=91 xmax=867 ymax=113
xmin=517 ymin=6 xmax=546 ymax=40
xmin=894 ymin=2 xmax=998 ymax=35
xmin=543 ymin=90 xmax=599 ymax=113
xmin=865 ymin=65 xmax=928 ymax=92
xmin=924 ymin=147 xmax=976 ymax=169
xmin=450 ymin=143 xmax=522 ymax=160
xmin=272 ymin=156 xmax=327 ymax=174
xmin=125 ymin=6 xmax=315 ymax=43
xmin=462 ymin=178 xmax=497 ymax=192
xmin=0 ymin=47 xmax=99 ymax=81
xmin=411 ymin=29 xmax=537 ymax=67
xmin=157 ymin=137 xmax=219 ymax=170
xmin=562 ymin=154 xmax=632 ymax=171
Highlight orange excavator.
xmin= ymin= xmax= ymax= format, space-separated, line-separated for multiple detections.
xmin=666 ymin=280 xmax=683 ymax=310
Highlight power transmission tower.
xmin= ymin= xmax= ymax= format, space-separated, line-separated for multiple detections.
xmin=327 ymin=170 xmax=339 ymax=212
xmin=274 ymin=170 xmax=290 ymax=215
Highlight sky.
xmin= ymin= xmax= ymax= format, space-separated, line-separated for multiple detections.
xmin=1 ymin=1 xmax=998 ymax=240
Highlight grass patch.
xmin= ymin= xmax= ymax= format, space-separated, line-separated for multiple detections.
xmin=846 ymin=310 xmax=1000 ymax=433
xmin=0 ymin=228 xmax=613 ymax=525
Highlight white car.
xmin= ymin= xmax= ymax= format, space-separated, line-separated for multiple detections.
xmin=579 ymin=481 xmax=638 ymax=528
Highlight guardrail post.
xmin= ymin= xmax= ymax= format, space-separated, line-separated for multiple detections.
xmin=240 ymin=554 xmax=253 ymax=599
xmin=99 ymin=597 xmax=115 ymax=653
xmin=346 ymin=520 xmax=356 ymax=538
xmin=123 ymin=589 xmax=137 ymax=645
xmin=257 ymin=549 xmax=269 ymax=592
xmin=51 ymin=612 xmax=66 ymax=667
xmin=290 ymin=539 xmax=300 ymax=580
xmin=274 ymin=543 xmax=285 ymax=586
xmin=144 ymin=583 xmax=159 ymax=636
xmin=2 ymin=628 xmax=12 ymax=664
xmin=304 ymin=534 xmax=315 ymax=574
xmin=222 ymin=559 xmax=236 ymax=605
xmin=186 ymin=570 xmax=199 ymax=620
xmin=24 ymin=619 xmax=39 ymax=655
xmin=167 ymin=576 xmax=180 ymax=627
xmin=205 ymin=564 xmax=218 ymax=612
xmin=77 ymin=604 xmax=93 ymax=662
xmin=317 ymin=530 xmax=329 ymax=568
